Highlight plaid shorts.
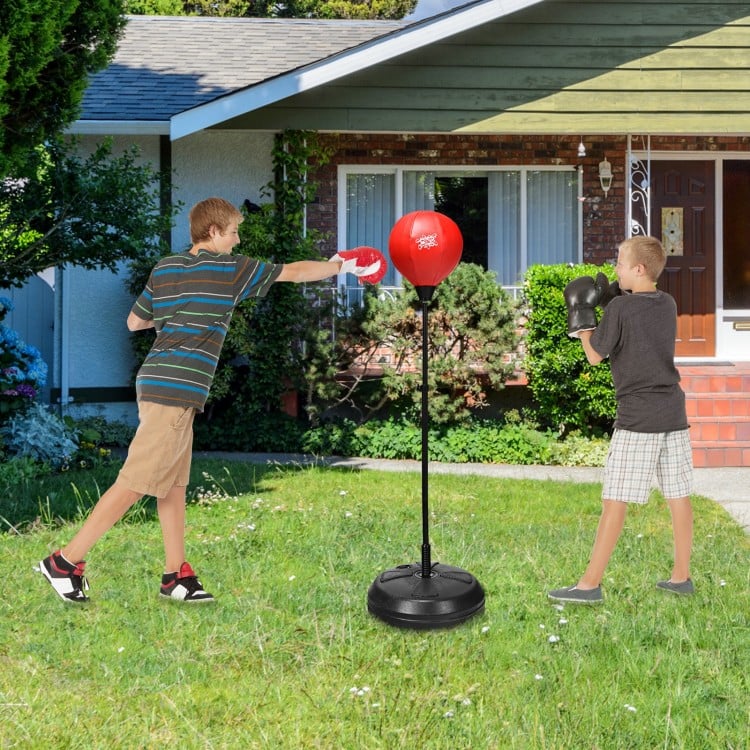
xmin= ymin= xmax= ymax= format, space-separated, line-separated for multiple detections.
xmin=602 ymin=428 xmax=693 ymax=504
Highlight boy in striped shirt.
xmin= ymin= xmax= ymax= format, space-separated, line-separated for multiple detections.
xmin=40 ymin=197 xmax=381 ymax=604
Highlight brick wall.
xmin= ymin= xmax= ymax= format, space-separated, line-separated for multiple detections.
xmin=307 ymin=133 xmax=750 ymax=264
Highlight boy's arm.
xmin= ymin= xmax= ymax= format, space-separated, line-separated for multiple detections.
xmin=127 ymin=310 xmax=154 ymax=331
xmin=578 ymin=330 xmax=604 ymax=365
xmin=276 ymin=259 xmax=343 ymax=283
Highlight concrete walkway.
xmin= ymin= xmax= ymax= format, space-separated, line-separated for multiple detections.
xmin=194 ymin=452 xmax=750 ymax=533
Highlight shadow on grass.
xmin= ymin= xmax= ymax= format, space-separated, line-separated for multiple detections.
xmin=0 ymin=458 xmax=323 ymax=533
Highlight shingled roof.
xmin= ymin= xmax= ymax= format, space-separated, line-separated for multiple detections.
xmin=80 ymin=15 xmax=406 ymax=122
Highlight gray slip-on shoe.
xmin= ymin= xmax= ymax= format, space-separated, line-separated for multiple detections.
xmin=656 ymin=578 xmax=694 ymax=595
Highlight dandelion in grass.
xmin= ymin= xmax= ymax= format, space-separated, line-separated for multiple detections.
xmin=720 ymin=579 xmax=727 ymax=587
xmin=344 ymin=511 xmax=353 ymax=518
xmin=117 ymin=647 xmax=125 ymax=653
xmin=624 ymin=704 xmax=637 ymax=713
xmin=288 ymin=575 xmax=296 ymax=581
xmin=534 ymin=674 xmax=543 ymax=681
xmin=481 ymin=626 xmax=490 ymax=634
xmin=548 ymin=635 xmax=560 ymax=643
xmin=443 ymin=711 xmax=454 ymax=719
xmin=339 ymin=490 xmax=347 ymax=496
xmin=559 ymin=618 xmax=568 ymax=626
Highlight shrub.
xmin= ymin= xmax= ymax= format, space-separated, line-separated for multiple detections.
xmin=0 ymin=456 xmax=45 ymax=491
xmin=194 ymin=408 xmax=306 ymax=453
xmin=550 ymin=431 xmax=610 ymax=467
xmin=306 ymin=263 xmax=521 ymax=426
xmin=303 ymin=416 xmax=562 ymax=465
xmin=522 ymin=263 xmax=617 ymax=435
xmin=0 ymin=297 xmax=48 ymax=421
xmin=66 ymin=415 xmax=135 ymax=448
xmin=1 ymin=402 xmax=78 ymax=468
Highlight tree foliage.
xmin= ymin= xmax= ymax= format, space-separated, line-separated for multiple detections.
xmin=0 ymin=138 xmax=174 ymax=288
xmin=124 ymin=0 xmax=417 ymax=19
xmin=0 ymin=0 xmax=126 ymax=176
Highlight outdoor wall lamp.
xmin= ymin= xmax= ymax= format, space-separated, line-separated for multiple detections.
xmin=598 ymin=157 xmax=613 ymax=196
xmin=577 ymin=138 xmax=587 ymax=158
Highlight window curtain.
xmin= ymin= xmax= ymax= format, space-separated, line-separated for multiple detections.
xmin=526 ymin=170 xmax=578 ymax=267
xmin=488 ymin=172 xmax=521 ymax=285
xmin=345 ymin=173 xmax=396 ymax=286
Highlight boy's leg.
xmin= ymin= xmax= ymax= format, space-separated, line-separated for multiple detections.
xmin=578 ymin=499 xmax=628 ymax=589
xmin=158 ymin=484 xmax=187 ymax=573
xmin=157 ymin=483 xmax=214 ymax=603
xmin=62 ymin=482 xmax=143 ymax=563
xmin=666 ymin=496 xmax=693 ymax=582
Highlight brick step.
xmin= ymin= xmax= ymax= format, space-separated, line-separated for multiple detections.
xmin=687 ymin=417 xmax=750 ymax=443
xmin=691 ymin=444 xmax=750 ymax=468
xmin=679 ymin=374 xmax=750 ymax=393
xmin=684 ymin=393 xmax=750 ymax=419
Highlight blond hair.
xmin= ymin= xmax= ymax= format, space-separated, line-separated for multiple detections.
xmin=188 ymin=197 xmax=244 ymax=243
xmin=618 ymin=236 xmax=667 ymax=282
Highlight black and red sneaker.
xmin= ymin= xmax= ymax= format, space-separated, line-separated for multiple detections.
xmin=39 ymin=550 xmax=90 ymax=604
xmin=159 ymin=562 xmax=214 ymax=603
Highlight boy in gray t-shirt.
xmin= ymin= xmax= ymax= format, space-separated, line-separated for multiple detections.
xmin=549 ymin=236 xmax=694 ymax=604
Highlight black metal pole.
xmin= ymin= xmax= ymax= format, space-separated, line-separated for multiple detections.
xmin=420 ymin=298 xmax=432 ymax=578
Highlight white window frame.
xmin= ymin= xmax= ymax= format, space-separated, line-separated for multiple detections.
xmin=337 ymin=164 xmax=582 ymax=300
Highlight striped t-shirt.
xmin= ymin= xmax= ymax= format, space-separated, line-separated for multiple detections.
xmin=130 ymin=249 xmax=283 ymax=411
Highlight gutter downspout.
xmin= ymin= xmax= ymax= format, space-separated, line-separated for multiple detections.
xmin=57 ymin=266 xmax=72 ymax=415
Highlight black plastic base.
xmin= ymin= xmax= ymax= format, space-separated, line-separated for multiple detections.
xmin=367 ymin=562 xmax=485 ymax=630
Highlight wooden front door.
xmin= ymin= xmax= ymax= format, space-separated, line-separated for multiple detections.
xmin=649 ymin=160 xmax=716 ymax=357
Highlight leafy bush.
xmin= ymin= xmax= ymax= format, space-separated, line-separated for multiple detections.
xmin=194 ymin=408 xmax=306 ymax=453
xmin=0 ymin=297 xmax=48 ymax=421
xmin=0 ymin=456 xmax=45 ymax=491
xmin=302 ymin=414 xmax=608 ymax=466
xmin=550 ymin=431 xmax=610 ymax=467
xmin=306 ymin=263 xmax=520 ymax=426
xmin=522 ymin=263 xmax=617 ymax=435
xmin=1 ymin=402 xmax=78 ymax=468
xmin=66 ymin=415 xmax=135 ymax=448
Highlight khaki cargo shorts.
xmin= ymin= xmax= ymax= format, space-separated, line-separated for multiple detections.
xmin=116 ymin=401 xmax=195 ymax=498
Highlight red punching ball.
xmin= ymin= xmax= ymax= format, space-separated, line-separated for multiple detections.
xmin=388 ymin=211 xmax=463 ymax=295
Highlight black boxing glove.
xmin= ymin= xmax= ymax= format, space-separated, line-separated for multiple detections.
xmin=563 ymin=275 xmax=599 ymax=338
xmin=594 ymin=272 xmax=622 ymax=309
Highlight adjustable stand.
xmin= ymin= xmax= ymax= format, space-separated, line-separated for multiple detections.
xmin=367 ymin=286 xmax=485 ymax=629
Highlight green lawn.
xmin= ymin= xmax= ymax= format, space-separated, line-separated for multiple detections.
xmin=1 ymin=460 xmax=748 ymax=749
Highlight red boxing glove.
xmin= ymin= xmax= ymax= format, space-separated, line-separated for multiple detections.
xmin=331 ymin=246 xmax=388 ymax=285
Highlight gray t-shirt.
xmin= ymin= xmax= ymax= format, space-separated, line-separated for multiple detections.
xmin=590 ymin=290 xmax=688 ymax=433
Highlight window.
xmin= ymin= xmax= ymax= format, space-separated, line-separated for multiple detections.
xmin=339 ymin=166 xmax=581 ymax=297
xmin=723 ymin=160 xmax=750 ymax=309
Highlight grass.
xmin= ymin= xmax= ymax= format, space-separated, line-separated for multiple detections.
xmin=1 ymin=459 xmax=748 ymax=749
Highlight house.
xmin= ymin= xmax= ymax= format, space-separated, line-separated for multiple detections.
xmin=4 ymin=1 xmax=750 ymax=465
